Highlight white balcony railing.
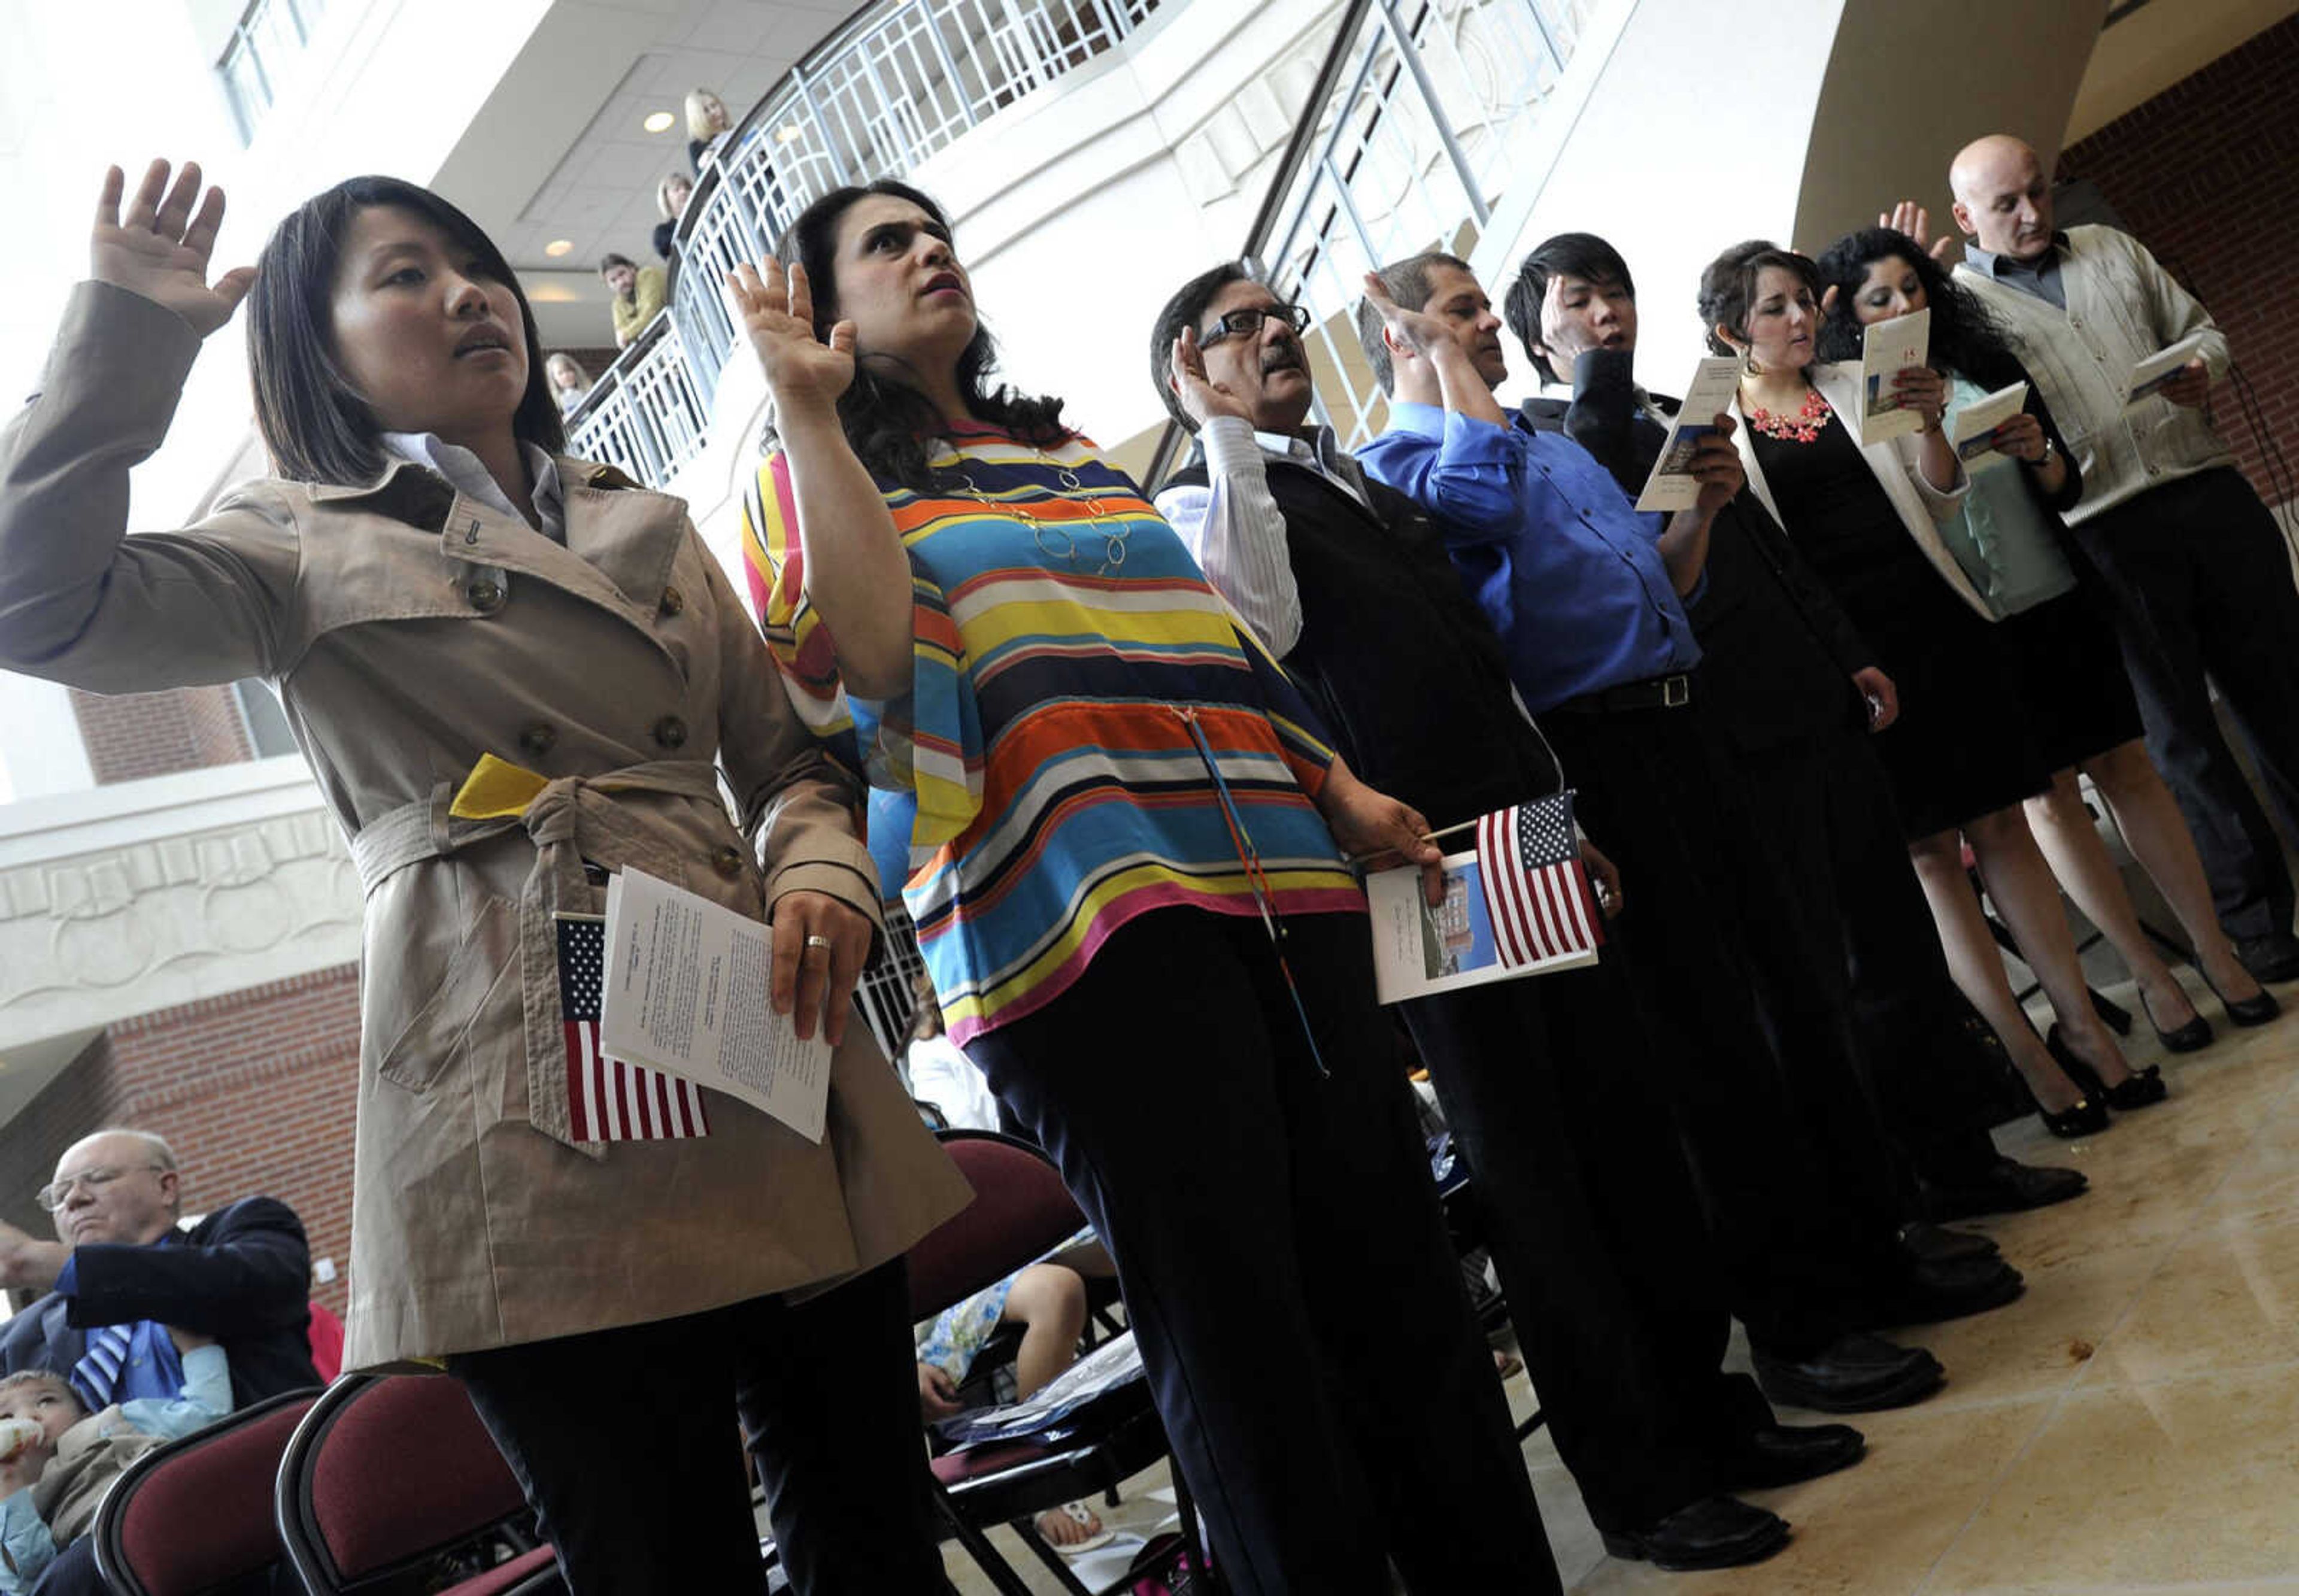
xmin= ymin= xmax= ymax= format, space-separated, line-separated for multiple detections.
xmin=567 ymin=0 xmax=1169 ymax=487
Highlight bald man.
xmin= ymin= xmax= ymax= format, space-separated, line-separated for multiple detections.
xmin=1947 ymin=133 xmax=2299 ymax=985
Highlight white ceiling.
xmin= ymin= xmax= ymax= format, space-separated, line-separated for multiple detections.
xmin=435 ymin=0 xmax=860 ymax=348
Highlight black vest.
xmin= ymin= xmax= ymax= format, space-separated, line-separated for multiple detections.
xmin=1163 ymin=455 xmax=1558 ymax=832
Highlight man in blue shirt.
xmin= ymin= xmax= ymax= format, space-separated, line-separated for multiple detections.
xmin=1358 ymin=254 xmax=2026 ymax=1413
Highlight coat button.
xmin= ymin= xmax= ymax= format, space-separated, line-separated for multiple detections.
xmin=518 ymin=721 xmax=558 ymax=757
xmin=466 ymin=577 xmax=505 ymax=613
xmin=710 ymin=845 xmax=744 ymax=879
xmin=653 ymin=715 xmax=688 ymax=750
xmin=659 ymin=585 xmax=685 ymax=616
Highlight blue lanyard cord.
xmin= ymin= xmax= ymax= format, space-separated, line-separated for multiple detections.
xmin=1173 ymin=706 xmax=1330 ymax=1077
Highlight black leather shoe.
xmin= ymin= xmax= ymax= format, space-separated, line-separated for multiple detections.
xmin=2203 ymin=969 xmax=2282 ymax=1027
xmin=1722 ymin=1422 xmax=1866 ymax=1491
xmin=2049 ymin=1024 xmax=2167 ymax=1111
xmin=2235 ymin=930 xmax=2299 ymax=985
xmin=1600 ymin=1496 xmax=1791 ymax=1571
xmin=2140 ymin=985 xmax=2214 ymax=1054
xmin=1898 ymin=1221 xmax=1999 ymax=1266
xmin=1918 ymin=1157 xmax=2088 ymax=1221
xmin=1869 ymin=1255 xmax=2025 ymax=1328
xmin=1752 ymin=1333 xmax=1943 ymax=1413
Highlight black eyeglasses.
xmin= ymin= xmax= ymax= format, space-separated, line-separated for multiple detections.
xmin=1198 ymin=303 xmax=1311 ymax=348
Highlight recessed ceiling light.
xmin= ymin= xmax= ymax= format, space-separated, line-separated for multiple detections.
xmin=644 ymin=110 xmax=676 ymax=133
xmin=544 ymin=238 xmax=574 ymax=257
xmin=775 ymin=123 xmax=804 ymax=145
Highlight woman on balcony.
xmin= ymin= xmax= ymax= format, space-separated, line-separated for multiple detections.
xmin=735 ymin=180 xmax=1559 ymax=1595
xmin=1699 ymin=239 xmax=2164 ymax=1139
xmin=1814 ymin=224 xmax=2276 ymax=1052
xmin=0 ymin=158 xmax=970 ymax=1596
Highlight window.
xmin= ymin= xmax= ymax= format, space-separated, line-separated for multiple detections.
xmin=216 ymin=0 xmax=326 ymax=144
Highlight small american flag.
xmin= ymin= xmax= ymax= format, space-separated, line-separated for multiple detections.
xmin=1475 ymin=792 xmax=1603 ymax=968
xmin=556 ymin=915 xmax=711 ymax=1142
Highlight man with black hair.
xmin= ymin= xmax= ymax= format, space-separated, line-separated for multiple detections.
xmin=1507 ymin=229 xmax=2090 ymax=1226
xmin=1149 ymin=262 xmax=1884 ymax=1573
xmin=1352 ymin=251 xmax=2030 ymax=1409
xmin=1946 ymin=134 xmax=2299 ymax=985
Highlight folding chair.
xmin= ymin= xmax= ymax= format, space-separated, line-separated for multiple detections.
xmin=911 ymin=1128 xmax=1218 ymax=1596
xmin=92 ymin=1386 xmax=319 ymax=1596
xmin=274 ymin=1373 xmax=562 ymax=1595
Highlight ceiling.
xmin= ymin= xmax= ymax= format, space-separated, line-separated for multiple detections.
xmin=431 ymin=0 xmax=862 ymax=348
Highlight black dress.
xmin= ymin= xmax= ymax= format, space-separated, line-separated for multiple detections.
xmin=1752 ymin=409 xmax=2050 ymax=838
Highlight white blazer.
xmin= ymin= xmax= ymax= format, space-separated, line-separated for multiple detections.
xmin=1731 ymin=361 xmax=1994 ymax=622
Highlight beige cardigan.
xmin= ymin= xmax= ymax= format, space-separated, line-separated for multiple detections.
xmin=1729 ymin=362 xmax=1991 ymax=621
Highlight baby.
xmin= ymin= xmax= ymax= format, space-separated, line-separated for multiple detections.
xmin=0 ymin=1330 xmax=231 ymax=1593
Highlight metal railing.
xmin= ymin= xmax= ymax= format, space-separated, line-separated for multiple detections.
xmin=1148 ymin=0 xmax=1596 ymax=483
xmin=568 ymin=0 xmax=1167 ymax=485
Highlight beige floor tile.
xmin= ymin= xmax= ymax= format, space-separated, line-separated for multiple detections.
xmin=2082 ymin=1213 xmax=2299 ymax=1385
xmin=1921 ymin=1365 xmax=2299 ymax=1591
xmin=1567 ymin=1397 xmax=2055 ymax=1595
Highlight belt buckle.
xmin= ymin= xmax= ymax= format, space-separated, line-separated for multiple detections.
xmin=1661 ymin=675 xmax=1690 ymax=708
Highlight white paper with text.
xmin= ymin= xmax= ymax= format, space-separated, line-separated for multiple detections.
xmin=1634 ymin=357 xmax=1746 ymax=512
xmin=2127 ymin=332 xmax=2209 ymax=405
xmin=1854 ymin=308 xmax=1931 ymax=445
xmin=600 ymin=867 xmax=832 ymax=1143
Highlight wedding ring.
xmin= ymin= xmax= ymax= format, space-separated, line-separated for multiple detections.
xmin=803 ymin=934 xmax=833 ymax=953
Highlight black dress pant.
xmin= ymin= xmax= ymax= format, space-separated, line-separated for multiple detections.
xmin=1402 ymin=954 xmax=1773 ymax=1534
xmin=450 ymin=1260 xmax=951 ymax=1596
xmin=967 ymin=908 xmax=1558 ymax=1596
xmin=1742 ymin=730 xmax=2008 ymax=1193
xmin=2074 ymin=467 xmax=2299 ymax=944
xmin=1538 ymin=693 xmax=1904 ymax=1355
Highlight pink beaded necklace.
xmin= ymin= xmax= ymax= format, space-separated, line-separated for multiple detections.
xmin=1745 ymin=387 xmax=1833 ymax=443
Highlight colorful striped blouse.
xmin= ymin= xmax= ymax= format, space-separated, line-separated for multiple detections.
xmin=741 ymin=423 xmax=1364 ymax=1045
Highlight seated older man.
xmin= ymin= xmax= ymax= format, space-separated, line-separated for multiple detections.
xmin=1 ymin=1130 xmax=319 ymax=1596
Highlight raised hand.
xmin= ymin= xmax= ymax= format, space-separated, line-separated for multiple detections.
xmin=729 ymin=259 xmax=854 ymax=413
xmin=1878 ymin=201 xmax=1958 ymax=263
xmin=1686 ymin=415 xmax=1744 ymax=515
xmin=92 ymin=160 xmax=256 ymax=338
xmin=1891 ymin=364 xmax=1948 ymax=429
xmin=1360 ymin=271 xmax=1452 ymax=361
xmin=1167 ymin=326 xmax=1253 ymax=427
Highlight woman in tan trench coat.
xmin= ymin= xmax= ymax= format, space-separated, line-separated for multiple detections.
xmin=0 ymin=160 xmax=970 ymax=1594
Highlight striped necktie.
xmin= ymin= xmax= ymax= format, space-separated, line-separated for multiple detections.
xmin=69 ymin=1322 xmax=136 ymax=1410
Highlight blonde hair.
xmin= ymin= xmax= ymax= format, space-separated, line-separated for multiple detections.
xmin=545 ymin=353 xmax=590 ymax=392
xmin=684 ymin=89 xmax=730 ymax=142
xmin=656 ymin=172 xmax=692 ymax=222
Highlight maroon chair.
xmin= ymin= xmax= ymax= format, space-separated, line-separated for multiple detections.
xmin=911 ymin=1129 xmax=1218 ymax=1596
xmin=92 ymin=1386 xmax=320 ymax=1596
xmin=273 ymin=1373 xmax=561 ymax=1595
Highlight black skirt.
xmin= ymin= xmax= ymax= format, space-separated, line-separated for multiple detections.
xmin=1997 ymin=582 xmax=2147 ymax=774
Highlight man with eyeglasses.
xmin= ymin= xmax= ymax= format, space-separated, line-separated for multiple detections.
xmin=1 ymin=1128 xmax=319 ymax=1422
xmin=1147 ymin=262 xmax=1892 ymax=1573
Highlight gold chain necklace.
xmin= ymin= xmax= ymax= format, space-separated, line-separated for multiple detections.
xmin=950 ymin=446 xmax=1133 ymax=578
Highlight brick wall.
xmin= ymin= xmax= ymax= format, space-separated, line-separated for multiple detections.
xmin=0 ymin=964 xmax=361 ymax=1319
xmin=68 ymin=684 xmax=255 ymax=785
xmin=2060 ymin=14 xmax=2299 ymax=510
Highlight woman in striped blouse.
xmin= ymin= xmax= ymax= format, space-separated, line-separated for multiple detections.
xmin=732 ymin=181 xmax=1557 ymax=1596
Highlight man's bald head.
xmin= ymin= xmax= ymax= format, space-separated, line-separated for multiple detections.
xmin=1949 ymin=134 xmax=2055 ymax=261
xmin=48 ymin=1129 xmax=181 ymax=1248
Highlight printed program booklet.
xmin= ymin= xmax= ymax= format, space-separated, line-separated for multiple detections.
xmin=1948 ymin=381 xmax=2030 ymax=464
xmin=1366 ymin=851 xmax=1599 ymax=1005
xmin=599 ymin=866 xmax=833 ymax=1142
xmin=1852 ymin=307 xmax=1932 ymax=445
xmin=1634 ymin=356 xmax=1747 ymax=511
xmin=2127 ymin=332 xmax=2209 ymax=404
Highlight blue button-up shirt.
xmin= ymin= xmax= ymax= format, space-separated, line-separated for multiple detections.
xmin=1357 ymin=402 xmax=1700 ymax=715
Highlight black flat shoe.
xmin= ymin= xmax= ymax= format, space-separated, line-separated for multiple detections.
xmin=2203 ymin=969 xmax=2282 ymax=1027
xmin=1918 ymin=1158 xmax=2088 ymax=1221
xmin=1898 ymin=1221 xmax=2000 ymax=1266
xmin=1722 ymin=1422 xmax=1866 ymax=1491
xmin=1600 ymin=1496 xmax=1791 ymax=1570
xmin=1751 ymin=1333 xmax=1943 ymax=1413
xmin=2049 ymin=1024 xmax=2166 ymax=1111
xmin=2140 ymin=986 xmax=2213 ymax=1053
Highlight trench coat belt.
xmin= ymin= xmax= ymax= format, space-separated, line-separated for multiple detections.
xmin=347 ymin=760 xmax=734 ymax=1154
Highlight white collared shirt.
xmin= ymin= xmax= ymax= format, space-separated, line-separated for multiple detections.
xmin=1154 ymin=415 xmax=1369 ymax=657
xmin=381 ymin=433 xmax=569 ymax=542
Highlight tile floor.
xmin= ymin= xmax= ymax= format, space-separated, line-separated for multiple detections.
xmin=944 ymin=969 xmax=2299 ymax=1594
